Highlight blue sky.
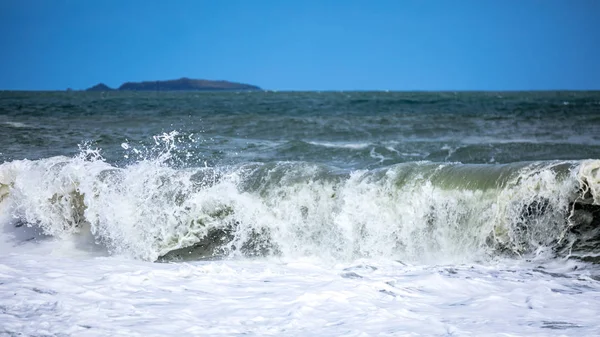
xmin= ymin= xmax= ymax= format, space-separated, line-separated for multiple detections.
xmin=1 ymin=0 xmax=599 ymax=91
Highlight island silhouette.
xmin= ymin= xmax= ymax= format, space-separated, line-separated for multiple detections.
xmin=85 ymin=77 xmax=261 ymax=91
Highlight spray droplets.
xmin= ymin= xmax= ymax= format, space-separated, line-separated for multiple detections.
xmin=77 ymin=141 xmax=104 ymax=162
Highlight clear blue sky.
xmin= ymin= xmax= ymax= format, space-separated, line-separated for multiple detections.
xmin=1 ymin=0 xmax=599 ymax=91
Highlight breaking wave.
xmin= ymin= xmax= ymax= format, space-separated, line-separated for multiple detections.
xmin=1 ymin=136 xmax=600 ymax=264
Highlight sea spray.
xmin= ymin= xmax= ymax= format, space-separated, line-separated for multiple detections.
xmin=2 ymin=138 xmax=600 ymax=263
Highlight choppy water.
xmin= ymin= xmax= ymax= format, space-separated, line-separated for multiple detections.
xmin=2 ymin=91 xmax=600 ymax=336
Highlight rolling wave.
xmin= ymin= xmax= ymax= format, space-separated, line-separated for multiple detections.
xmin=1 ymin=149 xmax=600 ymax=264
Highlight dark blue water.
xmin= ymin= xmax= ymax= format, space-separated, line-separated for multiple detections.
xmin=2 ymin=91 xmax=600 ymax=168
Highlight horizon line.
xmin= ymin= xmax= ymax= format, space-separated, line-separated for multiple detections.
xmin=2 ymin=89 xmax=600 ymax=93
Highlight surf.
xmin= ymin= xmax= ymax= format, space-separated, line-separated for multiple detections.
xmin=1 ymin=142 xmax=599 ymax=264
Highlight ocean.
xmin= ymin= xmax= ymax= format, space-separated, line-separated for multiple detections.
xmin=1 ymin=91 xmax=600 ymax=336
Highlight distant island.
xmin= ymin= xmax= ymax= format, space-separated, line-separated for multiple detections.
xmin=85 ymin=77 xmax=261 ymax=92
xmin=86 ymin=83 xmax=113 ymax=91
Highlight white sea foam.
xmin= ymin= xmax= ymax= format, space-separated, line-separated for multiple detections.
xmin=1 ymin=254 xmax=599 ymax=336
xmin=2 ymin=143 xmax=600 ymax=337
xmin=308 ymin=141 xmax=371 ymax=150
xmin=2 ymin=121 xmax=30 ymax=128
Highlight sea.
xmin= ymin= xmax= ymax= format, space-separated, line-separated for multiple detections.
xmin=1 ymin=90 xmax=600 ymax=336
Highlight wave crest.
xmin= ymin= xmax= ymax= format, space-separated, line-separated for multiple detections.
xmin=1 ymin=153 xmax=600 ymax=263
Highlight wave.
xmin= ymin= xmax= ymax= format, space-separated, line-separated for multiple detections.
xmin=1 ymin=121 xmax=31 ymax=129
xmin=232 ymin=139 xmax=600 ymax=168
xmin=1 ymin=149 xmax=600 ymax=263
xmin=307 ymin=141 xmax=371 ymax=150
